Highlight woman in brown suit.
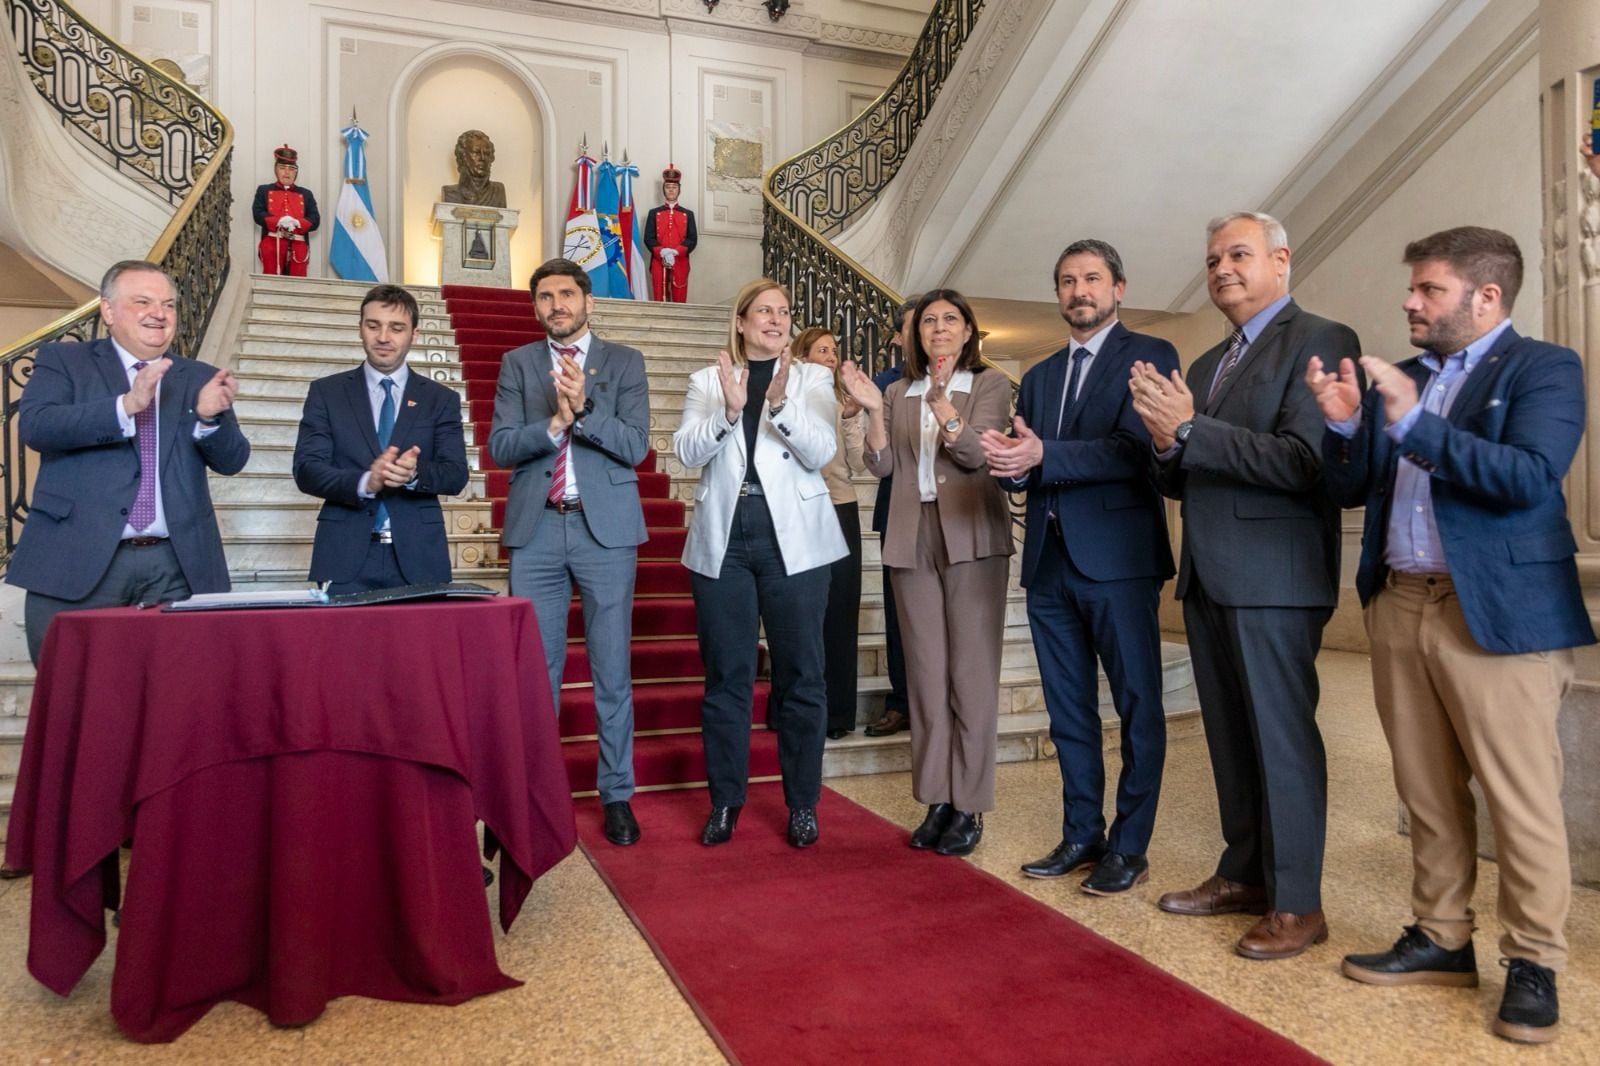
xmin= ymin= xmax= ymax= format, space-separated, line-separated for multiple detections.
xmin=841 ymin=290 xmax=1013 ymax=855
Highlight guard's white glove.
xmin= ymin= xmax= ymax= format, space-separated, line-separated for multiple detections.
xmin=661 ymin=248 xmax=677 ymax=266
xmin=277 ymin=216 xmax=299 ymax=232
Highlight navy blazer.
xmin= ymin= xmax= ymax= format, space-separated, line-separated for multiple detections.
xmin=293 ymin=366 xmax=469 ymax=586
xmin=1323 ymin=327 xmax=1595 ymax=655
xmin=1003 ymin=322 xmax=1177 ymax=588
xmin=5 ymin=338 xmax=250 ymax=601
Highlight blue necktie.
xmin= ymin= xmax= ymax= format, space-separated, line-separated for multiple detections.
xmin=1055 ymin=347 xmax=1090 ymax=437
xmin=374 ymin=377 xmax=396 ymax=532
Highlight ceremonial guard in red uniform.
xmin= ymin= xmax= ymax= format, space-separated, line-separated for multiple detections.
xmin=252 ymin=144 xmax=321 ymax=277
xmin=643 ymin=165 xmax=697 ymax=302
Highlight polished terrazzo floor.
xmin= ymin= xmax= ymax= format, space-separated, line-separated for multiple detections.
xmin=3 ymin=649 xmax=1597 ymax=1064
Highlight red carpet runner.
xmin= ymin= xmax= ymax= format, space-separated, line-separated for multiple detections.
xmin=441 ymin=285 xmax=777 ymax=792
xmin=577 ymin=783 xmax=1322 ymax=1065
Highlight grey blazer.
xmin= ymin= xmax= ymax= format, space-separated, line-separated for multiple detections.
xmin=1155 ymin=299 xmax=1361 ymax=609
xmin=488 ymin=334 xmax=651 ymax=549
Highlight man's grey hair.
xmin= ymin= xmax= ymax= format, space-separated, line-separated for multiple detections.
xmin=1207 ymin=211 xmax=1291 ymax=286
xmin=100 ymin=260 xmax=178 ymax=302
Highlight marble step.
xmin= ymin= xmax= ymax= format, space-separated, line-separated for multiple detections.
xmin=214 ymin=498 xmax=492 ymax=538
xmin=220 ymin=532 xmax=501 ymax=574
xmin=821 ymin=683 xmax=1204 ymax=782
xmin=242 ymin=441 xmax=484 ymax=477
xmin=243 ymin=306 xmax=457 ymax=332
xmin=233 ymin=386 xmax=472 ymax=421
xmin=233 ymin=350 xmax=466 ymax=383
xmin=237 ymin=336 xmax=461 ymax=360
xmin=248 ymin=275 xmax=729 ymax=324
xmin=237 ymin=415 xmax=479 ymax=449
xmin=208 ymin=470 xmax=489 ymax=504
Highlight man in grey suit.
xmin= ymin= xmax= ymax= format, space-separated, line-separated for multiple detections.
xmin=6 ymin=260 xmax=248 ymax=665
xmin=490 ymin=258 xmax=651 ymax=846
xmin=1130 ymin=212 xmax=1360 ymax=960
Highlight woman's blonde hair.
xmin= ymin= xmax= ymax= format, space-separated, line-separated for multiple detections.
xmin=727 ymin=278 xmax=791 ymax=365
xmin=791 ymin=327 xmax=846 ymax=403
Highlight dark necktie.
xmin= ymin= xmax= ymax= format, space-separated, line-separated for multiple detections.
xmin=129 ymin=362 xmax=158 ymax=532
xmin=1055 ymin=347 xmax=1090 ymax=437
xmin=373 ymin=377 xmax=396 ymax=532
xmin=548 ymin=344 xmax=580 ymax=503
xmin=1206 ymin=327 xmax=1248 ymax=406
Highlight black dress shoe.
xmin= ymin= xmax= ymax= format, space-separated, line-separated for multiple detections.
xmin=1494 ymin=958 xmax=1559 ymax=1044
xmin=1341 ymin=924 xmax=1477 ymax=987
xmin=825 ymin=727 xmax=852 ymax=740
xmin=700 ymin=806 xmax=741 ymax=846
xmin=864 ymin=709 xmax=910 ymax=737
xmin=0 ymin=865 xmax=31 ymax=880
xmin=934 ymin=811 xmax=983 ymax=856
xmin=482 ymin=864 xmax=495 ymax=887
xmin=909 ymin=803 xmax=955 ymax=849
xmin=603 ymin=800 xmax=641 ymax=846
xmin=1081 ymin=852 xmax=1149 ymax=896
xmin=1020 ymin=839 xmax=1105 ymax=878
xmin=787 ymin=807 xmax=819 ymax=848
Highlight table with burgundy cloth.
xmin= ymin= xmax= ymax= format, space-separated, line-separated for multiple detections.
xmin=2 ymin=596 xmax=577 ymax=1042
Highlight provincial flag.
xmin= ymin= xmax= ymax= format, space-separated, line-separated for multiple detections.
xmin=616 ymin=156 xmax=651 ymax=301
xmin=593 ymin=155 xmax=630 ymax=300
xmin=329 ymin=118 xmax=389 ymax=282
xmin=561 ymin=148 xmax=607 ymax=292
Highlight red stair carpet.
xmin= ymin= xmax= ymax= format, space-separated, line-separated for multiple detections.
xmin=440 ymin=285 xmax=777 ymax=798
xmin=576 ymin=783 xmax=1323 ymax=1066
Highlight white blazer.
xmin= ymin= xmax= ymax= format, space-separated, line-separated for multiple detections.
xmin=675 ymin=360 xmax=848 ymax=578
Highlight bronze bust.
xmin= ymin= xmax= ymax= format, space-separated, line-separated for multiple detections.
xmin=440 ymin=129 xmax=507 ymax=208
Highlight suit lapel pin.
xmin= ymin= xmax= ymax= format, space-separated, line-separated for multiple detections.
xmin=588 ymin=367 xmax=598 ymax=376
xmin=406 ymin=399 xmax=417 ymax=407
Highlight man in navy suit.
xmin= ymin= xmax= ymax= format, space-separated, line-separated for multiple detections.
xmin=1309 ymin=227 xmax=1593 ymax=1046
xmin=982 ymin=240 xmax=1177 ymax=895
xmin=6 ymin=260 xmax=249 ymax=665
xmin=293 ymin=284 xmax=468 ymax=593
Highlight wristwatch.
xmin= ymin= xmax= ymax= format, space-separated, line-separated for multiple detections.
xmin=1174 ymin=419 xmax=1195 ymax=447
xmin=943 ymin=416 xmax=962 ymax=434
xmin=768 ymin=399 xmax=788 ymax=418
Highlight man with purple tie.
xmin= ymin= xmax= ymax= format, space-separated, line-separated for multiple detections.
xmin=6 ymin=260 xmax=248 ymax=666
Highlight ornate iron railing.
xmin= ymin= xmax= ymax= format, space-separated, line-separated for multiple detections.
xmin=0 ymin=0 xmax=234 ymax=561
xmin=768 ymin=0 xmax=984 ymax=240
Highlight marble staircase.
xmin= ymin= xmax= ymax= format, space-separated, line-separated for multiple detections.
xmin=0 ymin=275 xmax=1199 ymax=837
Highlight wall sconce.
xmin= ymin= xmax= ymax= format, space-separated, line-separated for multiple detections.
xmin=763 ymin=0 xmax=790 ymax=20
xmin=703 ymin=0 xmax=718 ymax=10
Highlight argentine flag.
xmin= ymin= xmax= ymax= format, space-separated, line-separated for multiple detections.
xmin=615 ymin=158 xmax=651 ymax=301
xmin=330 ymin=119 xmax=389 ymax=282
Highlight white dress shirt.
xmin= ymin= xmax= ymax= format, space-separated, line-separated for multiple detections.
xmin=905 ymin=368 xmax=974 ymax=502
xmin=545 ymin=331 xmax=592 ymax=501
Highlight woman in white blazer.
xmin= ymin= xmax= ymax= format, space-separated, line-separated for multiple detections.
xmin=674 ymin=279 xmax=847 ymax=849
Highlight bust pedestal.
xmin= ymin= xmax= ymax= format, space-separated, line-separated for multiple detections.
xmin=431 ymin=203 xmax=518 ymax=288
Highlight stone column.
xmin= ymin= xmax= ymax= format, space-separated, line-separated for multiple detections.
xmin=1540 ymin=0 xmax=1600 ymax=886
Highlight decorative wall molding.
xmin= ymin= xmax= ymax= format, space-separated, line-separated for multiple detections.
xmin=803 ymin=41 xmax=905 ymax=67
xmin=666 ymin=16 xmax=811 ymax=52
xmin=816 ymin=20 xmax=916 ymax=54
xmin=662 ymin=0 xmax=820 ymax=38
xmin=441 ymin=0 xmax=667 ymax=35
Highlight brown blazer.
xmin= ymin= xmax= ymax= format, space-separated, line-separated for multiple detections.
xmin=866 ymin=367 xmax=1015 ymax=569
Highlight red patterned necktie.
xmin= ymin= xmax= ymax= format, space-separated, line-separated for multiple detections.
xmin=547 ymin=344 xmax=580 ymax=503
xmin=129 ymin=361 xmax=158 ymax=532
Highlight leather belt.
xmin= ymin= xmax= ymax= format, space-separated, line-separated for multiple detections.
xmin=371 ymin=531 xmax=394 ymax=544
xmin=546 ymin=497 xmax=584 ymax=514
xmin=738 ymin=482 xmax=765 ymax=497
xmin=121 ymin=536 xmax=165 ymax=548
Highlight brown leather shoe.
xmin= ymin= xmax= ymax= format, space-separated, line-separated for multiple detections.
xmin=864 ymin=708 xmax=910 ymax=737
xmin=1236 ymin=910 xmax=1329 ymax=960
xmin=1157 ymin=874 xmax=1268 ymax=916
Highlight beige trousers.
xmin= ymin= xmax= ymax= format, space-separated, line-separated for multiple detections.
xmin=1366 ymin=571 xmax=1573 ymax=968
xmin=890 ymin=502 xmax=1009 ymax=813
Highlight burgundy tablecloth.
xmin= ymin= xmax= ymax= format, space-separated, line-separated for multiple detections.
xmin=2 ymin=597 xmax=577 ymax=1041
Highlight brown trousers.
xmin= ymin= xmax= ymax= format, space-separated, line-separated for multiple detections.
xmin=890 ymin=502 xmax=1009 ymax=813
xmin=1367 ymin=572 xmax=1573 ymax=968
